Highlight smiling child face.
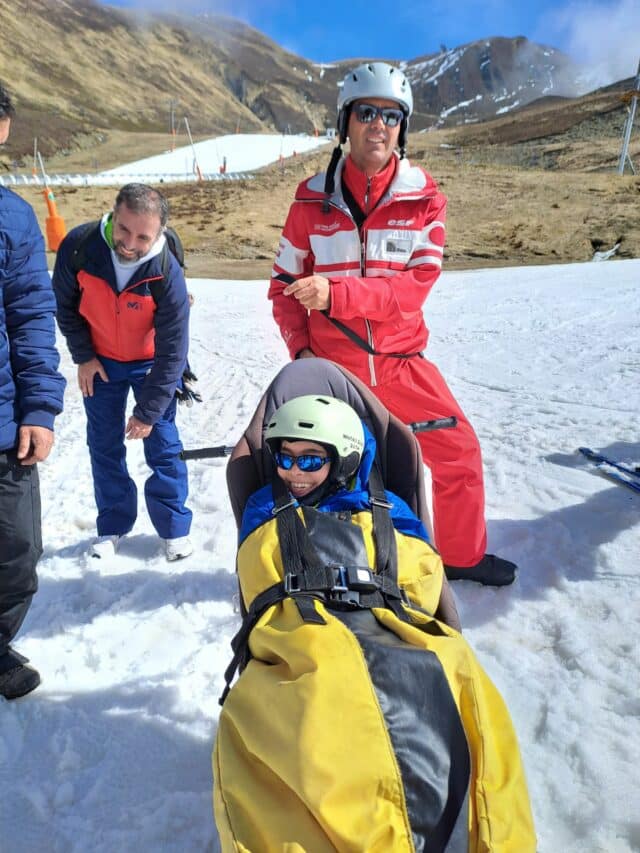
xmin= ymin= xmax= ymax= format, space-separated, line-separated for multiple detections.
xmin=276 ymin=439 xmax=331 ymax=499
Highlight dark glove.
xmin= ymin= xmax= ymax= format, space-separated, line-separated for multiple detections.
xmin=176 ymin=366 xmax=202 ymax=407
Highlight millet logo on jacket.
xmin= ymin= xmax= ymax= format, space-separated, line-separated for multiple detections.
xmin=314 ymin=222 xmax=341 ymax=233
xmin=127 ymin=301 xmax=142 ymax=311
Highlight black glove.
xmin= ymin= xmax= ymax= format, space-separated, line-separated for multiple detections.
xmin=176 ymin=366 xmax=202 ymax=407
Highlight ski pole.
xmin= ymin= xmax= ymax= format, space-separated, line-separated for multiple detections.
xmin=181 ymin=417 xmax=457 ymax=461
xmin=578 ymin=447 xmax=640 ymax=476
xmin=181 ymin=445 xmax=235 ymax=460
xmin=410 ymin=416 xmax=457 ymax=433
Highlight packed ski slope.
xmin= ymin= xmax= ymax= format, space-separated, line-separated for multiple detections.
xmin=98 ymin=133 xmax=330 ymax=179
xmin=1 ymin=260 xmax=639 ymax=853
xmin=0 ymin=134 xmax=330 ymax=188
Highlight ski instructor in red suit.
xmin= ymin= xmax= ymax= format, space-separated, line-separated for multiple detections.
xmin=268 ymin=61 xmax=516 ymax=586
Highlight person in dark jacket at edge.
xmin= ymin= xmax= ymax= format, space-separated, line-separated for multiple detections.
xmin=269 ymin=61 xmax=516 ymax=586
xmin=0 ymin=83 xmax=66 ymax=700
xmin=52 ymin=183 xmax=193 ymax=563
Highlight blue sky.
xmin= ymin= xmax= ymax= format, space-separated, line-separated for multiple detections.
xmin=107 ymin=0 xmax=639 ymax=83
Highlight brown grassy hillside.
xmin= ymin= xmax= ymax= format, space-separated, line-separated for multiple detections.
xmin=2 ymin=1 xmax=638 ymax=277
xmin=17 ymin=123 xmax=639 ymax=280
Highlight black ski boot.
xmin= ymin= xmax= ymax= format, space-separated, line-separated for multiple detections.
xmin=444 ymin=554 xmax=517 ymax=587
xmin=0 ymin=651 xmax=41 ymax=700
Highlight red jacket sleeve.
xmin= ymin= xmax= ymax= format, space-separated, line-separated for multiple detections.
xmin=268 ymin=201 xmax=316 ymax=360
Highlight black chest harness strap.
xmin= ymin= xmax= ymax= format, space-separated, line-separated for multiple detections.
xmin=272 ymin=271 xmax=423 ymax=359
xmin=219 ymin=466 xmax=432 ymax=705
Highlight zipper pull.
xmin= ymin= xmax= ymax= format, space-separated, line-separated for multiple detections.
xmin=364 ymin=178 xmax=371 ymax=214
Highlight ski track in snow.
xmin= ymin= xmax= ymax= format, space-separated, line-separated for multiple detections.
xmin=1 ymin=263 xmax=639 ymax=853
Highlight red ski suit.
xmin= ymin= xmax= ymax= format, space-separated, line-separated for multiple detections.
xmin=269 ymin=153 xmax=486 ymax=567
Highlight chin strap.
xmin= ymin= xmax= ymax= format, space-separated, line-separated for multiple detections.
xmin=322 ymin=144 xmax=344 ymax=214
xmin=399 ymin=115 xmax=409 ymax=159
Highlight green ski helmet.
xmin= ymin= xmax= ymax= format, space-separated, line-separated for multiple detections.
xmin=265 ymin=395 xmax=365 ymax=484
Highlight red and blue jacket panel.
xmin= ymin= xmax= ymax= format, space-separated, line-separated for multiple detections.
xmin=52 ymin=223 xmax=189 ymax=425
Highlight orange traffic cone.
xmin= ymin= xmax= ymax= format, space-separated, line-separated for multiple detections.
xmin=43 ymin=188 xmax=66 ymax=251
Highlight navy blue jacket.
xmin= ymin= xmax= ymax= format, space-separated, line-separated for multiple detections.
xmin=0 ymin=187 xmax=65 ymax=451
xmin=52 ymin=222 xmax=189 ymax=425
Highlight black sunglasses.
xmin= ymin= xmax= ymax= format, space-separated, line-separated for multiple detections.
xmin=274 ymin=451 xmax=331 ymax=473
xmin=353 ymin=103 xmax=405 ymax=127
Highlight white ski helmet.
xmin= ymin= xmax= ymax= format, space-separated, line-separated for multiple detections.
xmin=265 ymin=395 xmax=365 ymax=484
xmin=337 ymin=61 xmax=413 ymax=150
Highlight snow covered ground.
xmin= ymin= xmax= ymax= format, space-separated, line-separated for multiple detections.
xmin=1 ymin=259 xmax=639 ymax=853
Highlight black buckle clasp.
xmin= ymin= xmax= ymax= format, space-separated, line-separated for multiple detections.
xmin=283 ymin=573 xmax=301 ymax=593
xmin=330 ymin=565 xmax=379 ymax=598
xmin=332 ymin=566 xmax=349 ymax=594
xmin=369 ymin=495 xmax=393 ymax=510
xmin=272 ymin=499 xmax=297 ymax=516
xmin=343 ymin=565 xmax=379 ymax=593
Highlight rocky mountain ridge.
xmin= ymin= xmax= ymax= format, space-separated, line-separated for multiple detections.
xmin=1 ymin=0 xmax=594 ymax=164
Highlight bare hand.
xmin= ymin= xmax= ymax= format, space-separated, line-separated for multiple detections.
xmin=297 ymin=348 xmax=315 ymax=359
xmin=125 ymin=415 xmax=153 ymax=441
xmin=78 ymin=358 xmax=109 ymax=397
xmin=17 ymin=426 xmax=54 ymax=465
xmin=283 ymin=275 xmax=331 ymax=311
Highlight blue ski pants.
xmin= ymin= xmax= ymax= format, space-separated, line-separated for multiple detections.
xmin=83 ymin=362 xmax=192 ymax=539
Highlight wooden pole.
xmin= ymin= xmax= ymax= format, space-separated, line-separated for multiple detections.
xmin=183 ymin=116 xmax=203 ymax=181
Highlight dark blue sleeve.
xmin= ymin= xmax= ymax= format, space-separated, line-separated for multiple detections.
xmin=3 ymin=199 xmax=66 ymax=428
xmin=133 ymin=253 xmax=190 ymax=424
xmin=51 ymin=225 xmax=96 ymax=364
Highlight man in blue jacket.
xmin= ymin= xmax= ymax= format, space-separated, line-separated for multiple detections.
xmin=52 ymin=183 xmax=193 ymax=562
xmin=0 ymin=83 xmax=66 ymax=700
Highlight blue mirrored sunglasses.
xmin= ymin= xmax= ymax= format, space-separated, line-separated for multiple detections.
xmin=353 ymin=103 xmax=404 ymax=127
xmin=274 ymin=451 xmax=331 ymax=473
